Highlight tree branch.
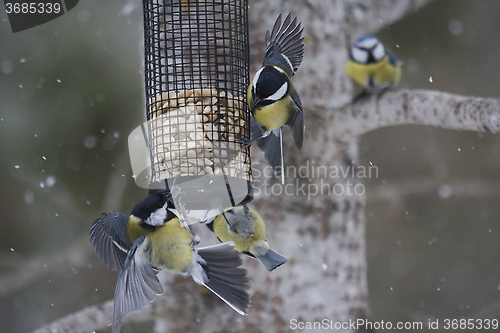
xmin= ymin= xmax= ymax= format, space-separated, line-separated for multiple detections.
xmin=32 ymin=273 xmax=175 ymax=333
xmin=329 ymin=89 xmax=500 ymax=153
xmin=32 ymin=268 xmax=243 ymax=333
xmin=32 ymin=300 xmax=114 ymax=333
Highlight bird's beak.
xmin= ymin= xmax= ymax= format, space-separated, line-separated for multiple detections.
xmin=251 ymin=95 xmax=261 ymax=108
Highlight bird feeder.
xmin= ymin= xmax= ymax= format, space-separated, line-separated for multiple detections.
xmin=141 ymin=0 xmax=252 ymax=210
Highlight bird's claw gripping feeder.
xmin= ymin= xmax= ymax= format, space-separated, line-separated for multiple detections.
xmin=132 ymin=0 xmax=253 ymax=225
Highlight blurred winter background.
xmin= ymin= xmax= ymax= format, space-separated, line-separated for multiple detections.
xmin=1 ymin=1 xmax=500 ymax=332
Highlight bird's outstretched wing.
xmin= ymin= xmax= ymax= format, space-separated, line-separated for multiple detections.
xmin=196 ymin=242 xmax=251 ymax=315
xmin=90 ymin=211 xmax=130 ymax=272
xmin=285 ymin=90 xmax=305 ymax=150
xmin=113 ymin=236 xmax=163 ymax=333
xmin=263 ymin=13 xmax=305 ymax=77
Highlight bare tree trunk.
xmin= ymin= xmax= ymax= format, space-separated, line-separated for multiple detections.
xmin=242 ymin=1 xmax=368 ymax=331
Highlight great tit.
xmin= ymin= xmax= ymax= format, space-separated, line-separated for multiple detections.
xmin=247 ymin=13 xmax=305 ymax=184
xmin=90 ymin=190 xmax=251 ymax=333
xmin=207 ymin=205 xmax=287 ymax=271
xmin=346 ymin=35 xmax=401 ymax=102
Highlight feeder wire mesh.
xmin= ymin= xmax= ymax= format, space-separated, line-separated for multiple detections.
xmin=142 ymin=0 xmax=252 ymax=209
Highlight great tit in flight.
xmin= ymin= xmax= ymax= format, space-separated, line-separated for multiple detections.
xmin=90 ymin=190 xmax=250 ymax=333
xmin=247 ymin=13 xmax=305 ymax=184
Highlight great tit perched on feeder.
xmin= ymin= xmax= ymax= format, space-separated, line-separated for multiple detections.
xmin=90 ymin=190 xmax=251 ymax=333
xmin=246 ymin=13 xmax=305 ymax=184
xmin=206 ymin=205 xmax=287 ymax=271
xmin=346 ymin=35 xmax=401 ymax=102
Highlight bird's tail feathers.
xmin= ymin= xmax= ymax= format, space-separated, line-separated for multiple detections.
xmin=193 ymin=242 xmax=251 ymax=315
xmin=256 ymin=128 xmax=284 ymax=184
xmin=257 ymin=248 xmax=288 ymax=271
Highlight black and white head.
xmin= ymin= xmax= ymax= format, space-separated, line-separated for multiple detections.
xmin=251 ymin=65 xmax=290 ymax=108
xmin=350 ymin=35 xmax=386 ymax=64
xmin=130 ymin=192 xmax=173 ymax=228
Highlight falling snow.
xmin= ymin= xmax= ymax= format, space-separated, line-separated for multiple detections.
xmin=83 ymin=135 xmax=98 ymax=149
xmin=448 ymin=19 xmax=463 ymax=36
xmin=24 ymin=190 xmax=34 ymax=204
xmin=438 ymin=185 xmax=452 ymax=199
xmin=46 ymin=175 xmax=57 ymax=187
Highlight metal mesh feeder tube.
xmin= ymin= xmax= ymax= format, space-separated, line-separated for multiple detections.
xmin=143 ymin=0 xmax=252 ymax=210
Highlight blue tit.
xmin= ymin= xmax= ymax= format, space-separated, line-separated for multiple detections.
xmin=247 ymin=13 xmax=305 ymax=184
xmin=346 ymin=35 xmax=401 ymax=101
xmin=90 ymin=190 xmax=250 ymax=333
xmin=207 ymin=205 xmax=287 ymax=271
